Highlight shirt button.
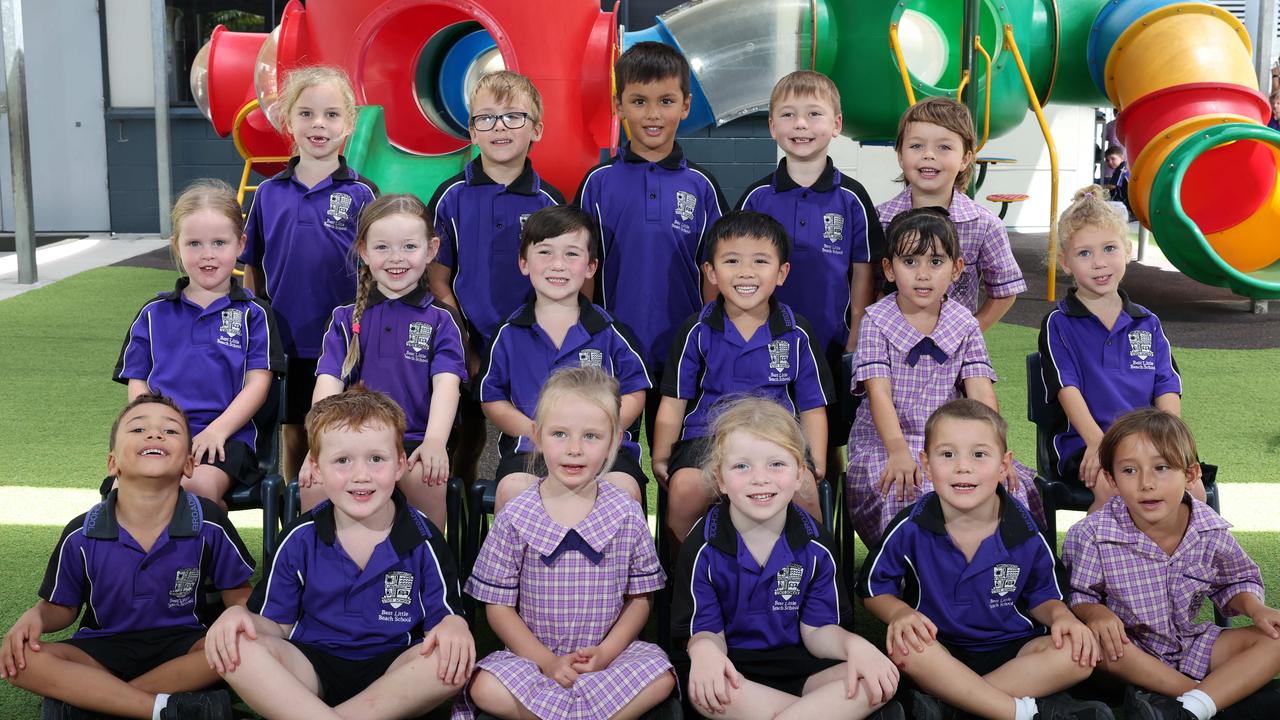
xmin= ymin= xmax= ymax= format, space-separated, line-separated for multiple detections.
xmin=799 ymin=219 xmax=806 ymax=226
xmin=496 ymin=222 xmax=504 ymax=228
xmin=1106 ymin=340 xmax=1112 ymax=346
xmin=385 ymin=326 xmax=392 ymax=332
xmin=802 ymin=191 xmax=809 ymax=198
xmin=649 ymin=193 xmax=657 ymax=199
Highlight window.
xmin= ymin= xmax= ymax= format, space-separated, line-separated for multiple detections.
xmin=164 ymin=1 xmax=280 ymax=104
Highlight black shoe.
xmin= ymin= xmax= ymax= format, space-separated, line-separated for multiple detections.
xmin=1123 ymin=686 xmax=1195 ymax=720
xmin=1034 ymin=692 xmax=1115 ymax=720
xmin=43 ymin=699 xmax=112 ymax=720
xmin=1218 ymin=679 xmax=1280 ymax=719
xmin=868 ymin=699 xmax=907 ymax=720
xmin=160 ymin=690 xmax=234 ymax=720
xmin=911 ymin=690 xmax=959 ymax=720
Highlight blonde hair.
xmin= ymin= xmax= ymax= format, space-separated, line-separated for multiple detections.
xmin=531 ymin=367 xmax=622 ymax=477
xmin=169 ymin=179 xmax=244 ymax=272
xmin=305 ymin=384 xmax=407 ymax=459
xmin=469 ymin=70 xmax=543 ymax=124
xmin=274 ymin=65 xmax=357 ymax=149
xmin=894 ymin=96 xmax=977 ymax=189
xmin=769 ymin=70 xmax=841 ymax=115
xmin=1056 ymin=185 xmax=1130 ymax=258
xmin=701 ymin=397 xmax=811 ymax=498
xmin=341 ymin=194 xmax=434 ymax=380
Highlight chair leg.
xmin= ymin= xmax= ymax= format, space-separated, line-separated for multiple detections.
xmin=817 ymin=479 xmax=834 ymax=538
xmin=259 ymin=474 xmax=283 ymax=566
xmin=998 ymin=202 xmax=1011 ymax=220
xmin=446 ymin=476 xmax=464 ymax=567
xmin=283 ymin=481 xmax=300 ymax=529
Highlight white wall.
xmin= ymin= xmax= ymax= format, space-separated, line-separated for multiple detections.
xmin=826 ymin=105 xmax=1099 ymax=232
xmin=104 ymin=0 xmax=153 ymax=107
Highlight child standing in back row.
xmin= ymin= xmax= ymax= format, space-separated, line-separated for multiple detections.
xmin=877 ymin=97 xmax=1026 ymax=330
xmin=305 ymin=194 xmax=468 ymax=529
xmin=240 ymin=65 xmax=378 ymax=482
xmin=115 ymin=179 xmax=285 ymax=507
xmin=575 ymin=41 xmax=726 ymax=442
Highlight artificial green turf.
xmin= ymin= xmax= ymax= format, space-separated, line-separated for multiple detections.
xmin=1 ymin=265 xmax=1277 ymax=488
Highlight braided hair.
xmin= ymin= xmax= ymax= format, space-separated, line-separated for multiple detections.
xmin=340 ymin=193 xmax=435 ymax=380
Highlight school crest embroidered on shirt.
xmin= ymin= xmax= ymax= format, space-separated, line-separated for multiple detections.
xmin=991 ymin=563 xmax=1020 ymax=597
xmin=775 ymin=563 xmax=804 ymax=601
xmin=767 ymin=339 xmax=791 ymax=381
xmin=822 ymin=213 xmax=845 ymax=254
xmin=675 ymin=190 xmax=697 ymax=221
xmin=407 ymin=322 xmax=433 ymax=352
xmin=382 ymin=571 xmax=414 ymax=609
xmin=578 ymin=348 xmax=604 ymax=368
xmin=170 ymin=567 xmax=199 ymax=599
xmin=325 ymin=192 xmax=354 ymax=228
xmin=1128 ymin=330 xmax=1153 ymax=360
xmin=217 ymin=308 xmax=244 ymax=349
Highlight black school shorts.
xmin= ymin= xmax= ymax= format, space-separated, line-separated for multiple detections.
xmin=292 ymin=642 xmax=407 ymax=706
xmin=63 ymin=627 xmax=205 ymax=681
xmin=727 ymin=645 xmax=842 ymax=697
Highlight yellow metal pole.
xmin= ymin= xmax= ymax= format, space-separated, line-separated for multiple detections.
xmin=889 ymin=23 xmax=917 ymax=106
xmin=1003 ymin=24 xmax=1060 ymax=301
xmin=974 ymin=35 xmax=993 ymax=151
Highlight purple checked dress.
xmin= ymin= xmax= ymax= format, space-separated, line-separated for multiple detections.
xmin=457 ymin=481 xmax=671 ymax=720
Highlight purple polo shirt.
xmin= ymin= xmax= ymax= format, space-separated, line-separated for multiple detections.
xmin=671 ymin=500 xmax=848 ymax=649
xmin=240 ymin=156 xmax=378 ymax=359
xmin=251 ymin=489 xmax=463 ymax=660
xmin=877 ymin=189 xmax=1027 ymax=314
xmin=858 ymin=485 xmax=1062 ymax=652
xmin=1064 ymin=494 xmax=1263 ymax=679
xmin=476 ymin=294 xmax=652 ymax=458
xmin=662 ymin=297 xmax=834 ymax=441
xmin=114 ymin=278 xmax=286 ymax=451
xmin=737 ymin=158 xmax=885 ymax=360
xmin=316 ymin=285 xmax=468 ymax=442
xmin=429 ymin=158 xmax=564 ymax=348
xmin=575 ymin=142 xmax=726 ymax=368
xmin=40 ymin=489 xmax=255 ymax=638
xmin=1038 ymin=288 xmax=1181 ymax=474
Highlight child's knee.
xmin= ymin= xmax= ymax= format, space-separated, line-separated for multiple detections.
xmin=470 ymin=670 xmax=515 ymax=712
xmin=182 ymin=466 xmax=231 ymax=504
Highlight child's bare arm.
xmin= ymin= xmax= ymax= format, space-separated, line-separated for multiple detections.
xmin=572 ymin=593 xmax=650 ymax=674
xmin=1072 ymin=601 xmax=1130 ymax=661
xmin=1031 ymin=599 xmax=1099 ymax=667
xmin=1057 ymin=387 xmax=1107 ymax=488
xmin=427 ymin=263 xmax=458 ymax=312
xmin=864 ymin=377 xmax=918 ymax=501
xmin=974 ymin=295 xmax=1016 ymax=332
xmin=481 ymin=400 xmax=535 ymax=440
xmin=687 ymin=631 xmax=741 ymax=715
xmin=798 ymin=407 xmax=828 ymax=480
xmin=848 ymin=263 xmax=875 ymax=352
xmin=651 ymin=397 xmax=687 ymax=487
xmin=193 ymin=369 xmax=272 ymax=465
xmin=1154 ymin=392 xmax=1181 ymax=416
xmin=1227 ymin=592 xmax=1280 ymax=638
xmin=485 ymin=604 xmax=560 ymax=676
xmin=801 ymin=623 xmax=899 ymax=703
xmin=962 ymin=376 xmax=998 ymax=412
xmin=1 ymin=601 xmax=79 ymax=678
xmin=863 ymin=593 xmax=937 ymax=657
xmin=204 ymin=604 xmax=289 ymax=674
xmin=421 ymin=614 xmax=475 ymax=685
xmin=126 ymin=378 xmax=150 ymax=401
xmin=242 ymin=266 xmax=265 ymax=297
xmin=416 ymin=373 xmax=462 ymax=486
xmin=219 ymin=582 xmax=252 ymax=608
xmin=620 ymin=390 xmax=645 ymax=431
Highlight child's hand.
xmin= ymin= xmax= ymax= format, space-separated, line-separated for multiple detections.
xmin=421 ymin=615 xmax=474 ymax=685
xmin=1079 ymin=445 xmax=1104 ymax=489
xmin=410 ymin=440 xmax=450 ymax=487
xmin=1249 ymin=605 xmax=1280 ymax=639
xmin=569 ymin=645 xmax=613 ymax=674
xmin=205 ymin=605 xmax=256 ymax=674
xmin=297 ymin=456 xmax=317 ymax=488
xmin=1085 ymin=606 xmax=1129 ymax=662
xmin=1051 ymin=612 xmax=1100 ymax=667
xmin=879 ymin=450 xmax=920 ymax=503
xmin=844 ymin=634 xmax=900 ymax=704
xmin=191 ymin=427 xmax=229 ymax=466
xmin=541 ymin=653 xmax=580 ymax=688
xmin=652 ymin=458 xmax=671 ymax=490
xmin=1 ymin=607 xmax=43 ymax=679
xmin=885 ymin=607 xmax=936 ymax=658
xmin=688 ymin=643 xmax=741 ymax=715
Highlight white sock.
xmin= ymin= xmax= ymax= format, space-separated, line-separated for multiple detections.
xmin=1177 ymin=689 xmax=1216 ymax=720
xmin=1014 ymin=696 xmax=1038 ymax=720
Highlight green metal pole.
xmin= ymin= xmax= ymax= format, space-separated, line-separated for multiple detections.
xmin=961 ymin=0 xmax=980 ymax=196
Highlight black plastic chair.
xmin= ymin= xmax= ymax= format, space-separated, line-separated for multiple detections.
xmin=1025 ymin=352 xmax=1219 ymax=541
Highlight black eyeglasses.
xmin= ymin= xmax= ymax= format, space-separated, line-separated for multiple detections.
xmin=470 ymin=112 xmax=531 ymax=131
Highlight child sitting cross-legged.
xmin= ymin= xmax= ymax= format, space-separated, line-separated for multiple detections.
xmin=1063 ymin=408 xmax=1280 ymax=720
xmin=2 ymin=394 xmax=255 ymax=720
xmin=205 ymin=387 xmax=473 ymax=720
xmin=859 ymin=399 xmax=1110 ymax=720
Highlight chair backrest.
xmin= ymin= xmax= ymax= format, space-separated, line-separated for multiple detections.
xmin=252 ymin=376 xmax=285 ymax=478
xmin=1025 ymin=353 xmax=1067 ymax=482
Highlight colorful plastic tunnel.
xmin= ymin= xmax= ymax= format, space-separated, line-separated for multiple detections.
xmin=1090 ymin=0 xmax=1280 ymax=298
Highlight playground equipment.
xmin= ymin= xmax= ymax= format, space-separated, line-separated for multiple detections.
xmin=191 ymin=0 xmax=1280 ymax=300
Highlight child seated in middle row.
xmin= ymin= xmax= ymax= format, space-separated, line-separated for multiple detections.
xmin=206 ymin=388 xmax=473 ymax=719
xmin=673 ymin=397 xmax=903 ymax=720
xmin=846 ymin=207 xmax=1038 ymax=546
xmin=1038 ymin=185 xmax=1201 ymax=512
xmin=653 ymin=210 xmax=834 ymax=546
xmin=307 ymin=193 xmax=468 ymax=529
xmin=860 ymin=399 xmax=1110 ymax=720
xmin=1064 ymin=409 xmax=1280 ymax=720
xmin=478 ymin=205 xmax=651 ymax=511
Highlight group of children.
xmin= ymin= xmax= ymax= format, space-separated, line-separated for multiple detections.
xmin=2 ymin=37 xmax=1278 ymax=720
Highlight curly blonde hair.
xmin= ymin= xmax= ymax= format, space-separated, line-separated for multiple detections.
xmin=274 ymin=65 xmax=357 ymax=150
xmin=1056 ymin=185 xmax=1130 ymax=258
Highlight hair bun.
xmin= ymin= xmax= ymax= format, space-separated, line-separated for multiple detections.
xmin=1072 ymin=185 xmax=1109 ymax=203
